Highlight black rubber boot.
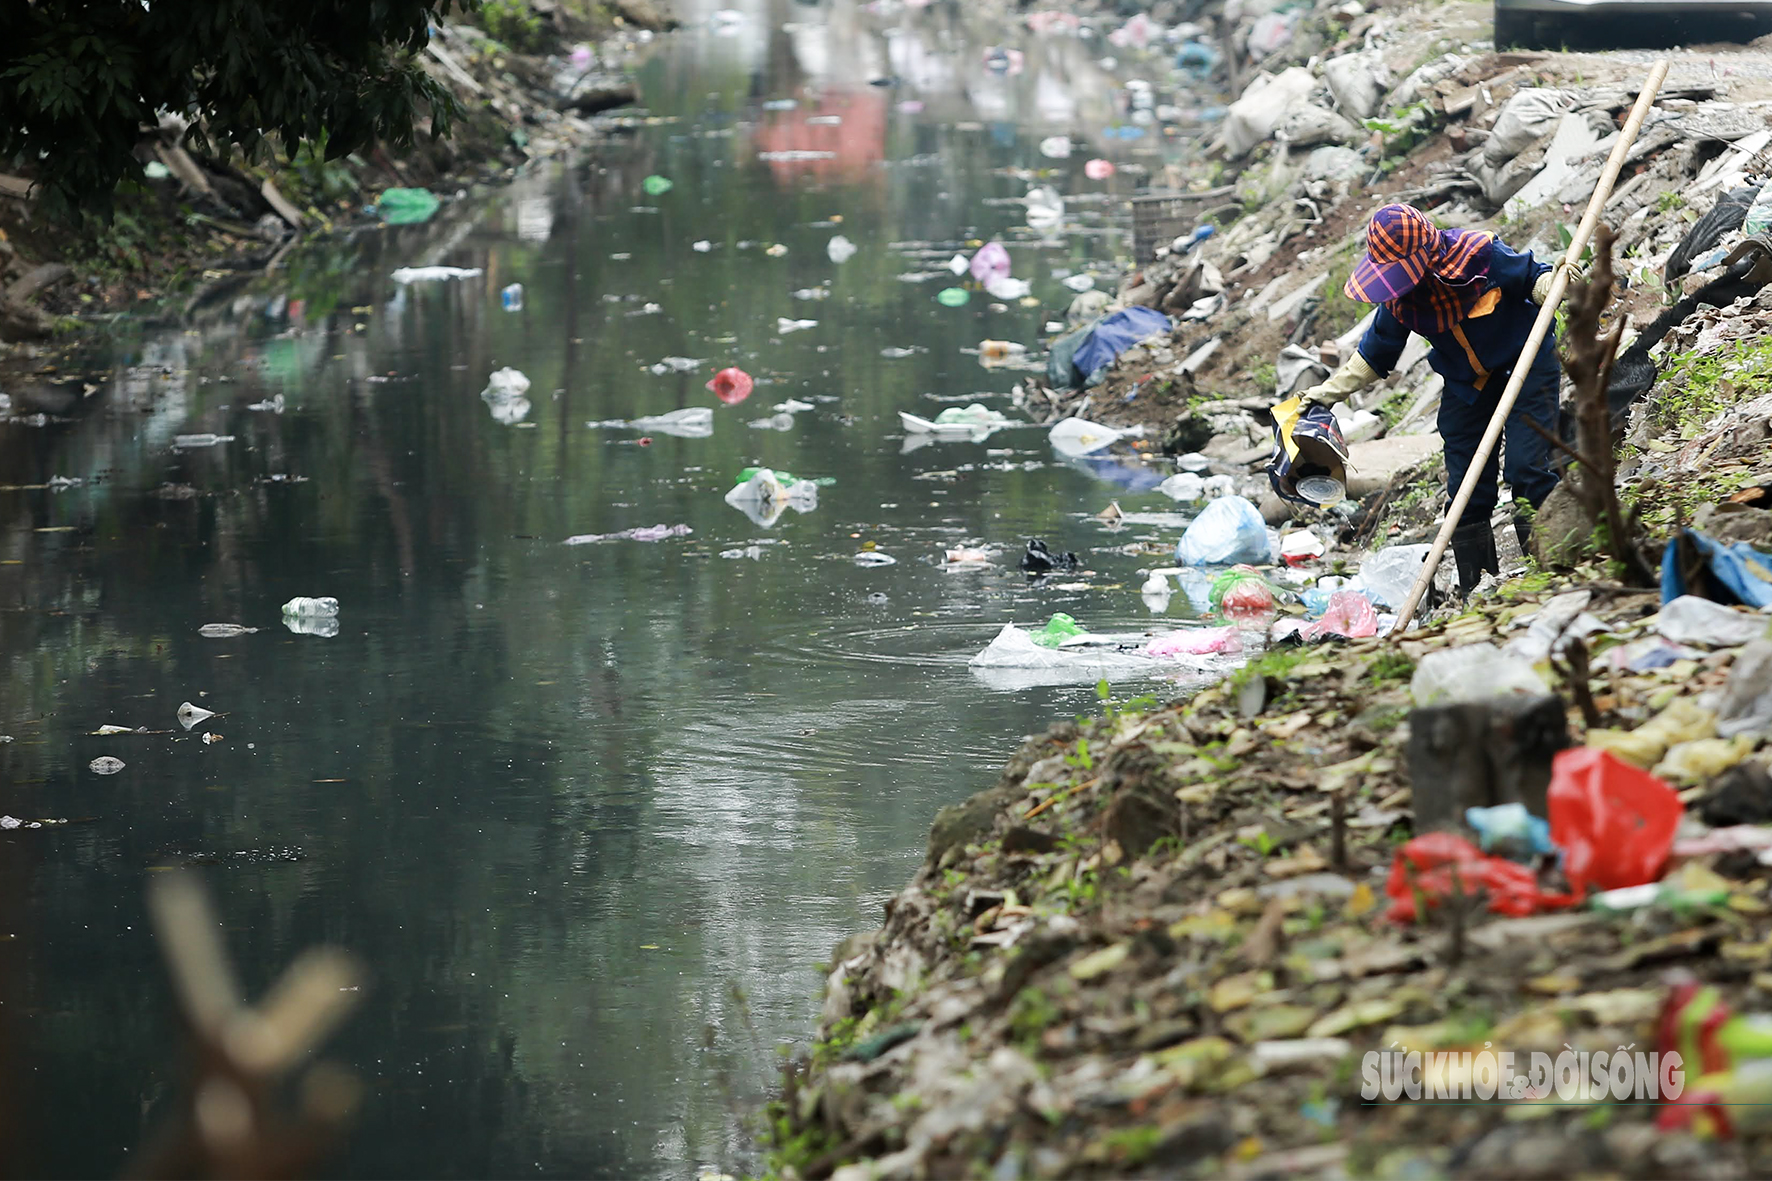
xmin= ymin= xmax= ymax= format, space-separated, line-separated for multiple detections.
xmin=1451 ymin=518 xmax=1499 ymax=597
xmin=1513 ymin=513 xmax=1535 ymax=562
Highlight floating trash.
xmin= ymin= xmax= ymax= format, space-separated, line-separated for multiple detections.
xmin=177 ymin=702 xmax=216 ymax=731
xmin=198 ymin=623 xmax=257 ymax=638
xmin=89 ymin=757 xmax=125 ymax=776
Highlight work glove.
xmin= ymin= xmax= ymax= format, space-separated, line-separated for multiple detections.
xmin=1531 ymin=260 xmax=1587 ymax=305
xmin=1296 ymin=352 xmax=1379 ymax=407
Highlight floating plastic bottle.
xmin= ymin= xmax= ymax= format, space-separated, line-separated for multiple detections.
xmin=501 ymin=283 xmax=524 ymax=311
xmin=281 ymin=596 xmax=340 ymax=617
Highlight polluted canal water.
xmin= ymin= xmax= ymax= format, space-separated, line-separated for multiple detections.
xmin=0 ymin=8 xmax=1239 ymax=1179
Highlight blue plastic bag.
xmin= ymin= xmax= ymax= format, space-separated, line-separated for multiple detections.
xmin=1177 ymin=495 xmax=1272 ymax=566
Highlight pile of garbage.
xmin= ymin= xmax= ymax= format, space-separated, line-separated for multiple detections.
xmin=775 ymin=567 xmax=1772 ymax=1178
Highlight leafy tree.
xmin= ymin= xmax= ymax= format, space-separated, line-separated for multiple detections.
xmin=0 ymin=0 xmax=467 ymax=218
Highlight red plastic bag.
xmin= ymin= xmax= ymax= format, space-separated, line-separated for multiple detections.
xmin=1385 ymin=832 xmax=1574 ymax=923
xmin=1548 ymin=746 xmax=1683 ymax=895
xmin=707 ymin=367 xmax=754 ymax=405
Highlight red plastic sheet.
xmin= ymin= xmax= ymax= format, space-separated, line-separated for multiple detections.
xmin=1385 ymin=832 xmax=1574 ymax=923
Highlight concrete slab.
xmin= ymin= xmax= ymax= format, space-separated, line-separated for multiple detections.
xmin=1345 ymin=433 xmax=1442 ymax=495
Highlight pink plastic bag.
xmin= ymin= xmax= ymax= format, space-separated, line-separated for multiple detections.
xmin=706 ymin=367 xmax=754 ymax=405
xmin=1548 ymin=747 xmax=1684 ymax=895
xmin=968 ymin=242 xmax=1011 ymax=286
xmin=1300 ymin=591 xmax=1379 ymax=641
xmin=1084 ymin=159 xmax=1116 ymax=180
xmin=1142 ymin=626 xmax=1242 ymax=658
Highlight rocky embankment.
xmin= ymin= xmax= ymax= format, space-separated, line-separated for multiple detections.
xmin=770 ymin=4 xmax=1772 ymax=1179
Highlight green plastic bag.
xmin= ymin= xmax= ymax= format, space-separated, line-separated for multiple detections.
xmin=376 ymin=187 xmax=440 ymax=225
xmin=642 ymin=175 xmax=673 ymax=196
xmin=936 ymin=287 xmax=970 ymax=307
xmin=1031 ymin=612 xmax=1086 ymax=648
xmin=1209 ymin=569 xmax=1275 ymax=612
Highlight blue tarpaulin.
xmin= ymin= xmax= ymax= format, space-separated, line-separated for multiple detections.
xmin=1661 ymin=528 xmax=1772 ymax=607
xmin=1071 ymin=306 xmax=1174 ymax=385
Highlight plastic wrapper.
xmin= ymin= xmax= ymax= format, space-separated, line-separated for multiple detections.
xmin=1048 ymin=417 xmax=1142 ymax=458
xmin=1465 ymin=803 xmax=1555 ymax=858
xmin=1355 ymin=544 xmax=1435 ymax=609
xmin=1410 ymin=643 xmax=1548 ymax=706
xmin=1548 ymin=747 xmax=1683 ymax=895
xmin=1280 ymin=531 xmax=1326 ymax=565
xmin=1385 ymin=832 xmax=1574 ymax=923
xmin=1177 ymin=496 xmax=1271 ymax=566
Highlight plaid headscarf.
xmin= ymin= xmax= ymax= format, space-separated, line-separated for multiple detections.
xmin=1344 ymin=204 xmax=1495 ymax=335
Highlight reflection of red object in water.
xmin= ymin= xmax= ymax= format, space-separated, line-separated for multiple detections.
xmin=753 ymin=89 xmax=888 ymax=184
xmin=707 ymin=367 xmax=754 ymax=404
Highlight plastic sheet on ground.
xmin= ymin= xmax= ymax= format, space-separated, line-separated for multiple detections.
xmin=1177 ymin=496 xmax=1271 ymax=567
xmin=1657 ymin=595 xmax=1770 ymax=647
xmin=1299 ymin=591 xmax=1379 ymax=641
xmin=1502 ymin=590 xmax=1610 ymax=663
xmin=1142 ymin=626 xmax=1241 ymax=657
xmin=1385 ymin=832 xmax=1574 ymax=923
xmin=1411 ymin=643 xmax=1549 ymax=705
xmin=1662 ymin=528 xmax=1772 ymax=608
xmin=1070 ymin=307 xmax=1173 ymax=385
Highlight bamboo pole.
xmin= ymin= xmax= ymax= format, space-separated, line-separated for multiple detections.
xmin=1390 ymin=59 xmax=1670 ymax=633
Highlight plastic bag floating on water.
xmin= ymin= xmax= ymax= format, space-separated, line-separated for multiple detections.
xmin=900 ymin=404 xmax=1009 ymax=436
xmin=198 ymin=623 xmax=257 ymax=638
xmin=1048 ymin=417 xmax=1143 ymax=458
xmin=1020 ymin=539 xmax=1079 ymax=574
xmin=1176 ymin=496 xmax=1270 ymax=566
xmin=827 ymin=235 xmax=857 ymax=263
xmin=723 ymin=467 xmax=819 ymax=528
xmin=563 ymin=524 xmax=692 ymax=545
xmin=707 ymin=367 xmax=754 ymax=405
xmin=285 ymin=615 xmax=340 ymax=638
xmin=627 ymin=407 xmax=714 ymax=438
xmin=376 ymin=188 xmax=442 ymax=225
xmin=89 ymin=757 xmax=126 ymax=775
xmin=175 ymin=434 xmax=235 ymax=449
xmin=481 ymin=367 xmax=532 ymax=426
xmin=177 ymin=702 xmax=216 ymax=731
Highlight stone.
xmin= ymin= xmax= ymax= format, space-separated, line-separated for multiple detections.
xmin=1405 ymin=694 xmax=1570 ymax=832
xmin=1344 ymin=434 xmax=1443 ymax=496
xmin=1531 ymin=481 xmax=1591 ymax=568
xmin=927 ymin=783 xmax=1019 ymax=865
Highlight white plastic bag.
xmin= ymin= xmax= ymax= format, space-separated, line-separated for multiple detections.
xmin=1354 ymin=544 xmax=1435 ymax=609
xmin=1219 ymin=67 xmax=1317 ymax=159
xmin=1177 ymin=496 xmax=1271 ymax=566
xmin=1411 ymin=643 xmax=1550 ymax=706
xmin=629 ymin=407 xmax=714 ymax=437
xmin=1048 ymin=417 xmax=1143 ymax=458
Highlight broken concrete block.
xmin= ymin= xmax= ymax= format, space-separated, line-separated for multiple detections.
xmin=1406 ymin=694 xmax=1570 ymax=832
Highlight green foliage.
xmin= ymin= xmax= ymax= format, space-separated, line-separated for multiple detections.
xmin=1099 ymin=1125 xmax=1164 ymax=1166
xmin=1366 ymin=650 xmax=1416 ymax=685
xmin=1065 ymin=736 xmax=1093 ymax=773
xmin=475 ymin=0 xmax=550 ymax=53
xmin=1007 ymin=987 xmax=1060 ymax=1054
xmin=1655 ymin=191 xmax=1686 ymax=213
xmin=0 ymin=0 xmax=462 ymax=219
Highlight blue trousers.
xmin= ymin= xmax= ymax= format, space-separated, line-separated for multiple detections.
xmin=1437 ymin=370 xmax=1561 ymax=518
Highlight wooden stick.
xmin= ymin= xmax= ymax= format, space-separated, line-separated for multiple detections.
xmin=1391 ymin=59 xmax=1670 ymax=633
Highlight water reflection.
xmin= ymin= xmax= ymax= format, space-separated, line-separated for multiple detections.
xmin=0 ymin=2 xmax=1226 ymax=1176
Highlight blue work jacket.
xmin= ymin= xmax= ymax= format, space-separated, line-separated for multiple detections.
xmin=1355 ymin=241 xmax=1558 ymax=402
